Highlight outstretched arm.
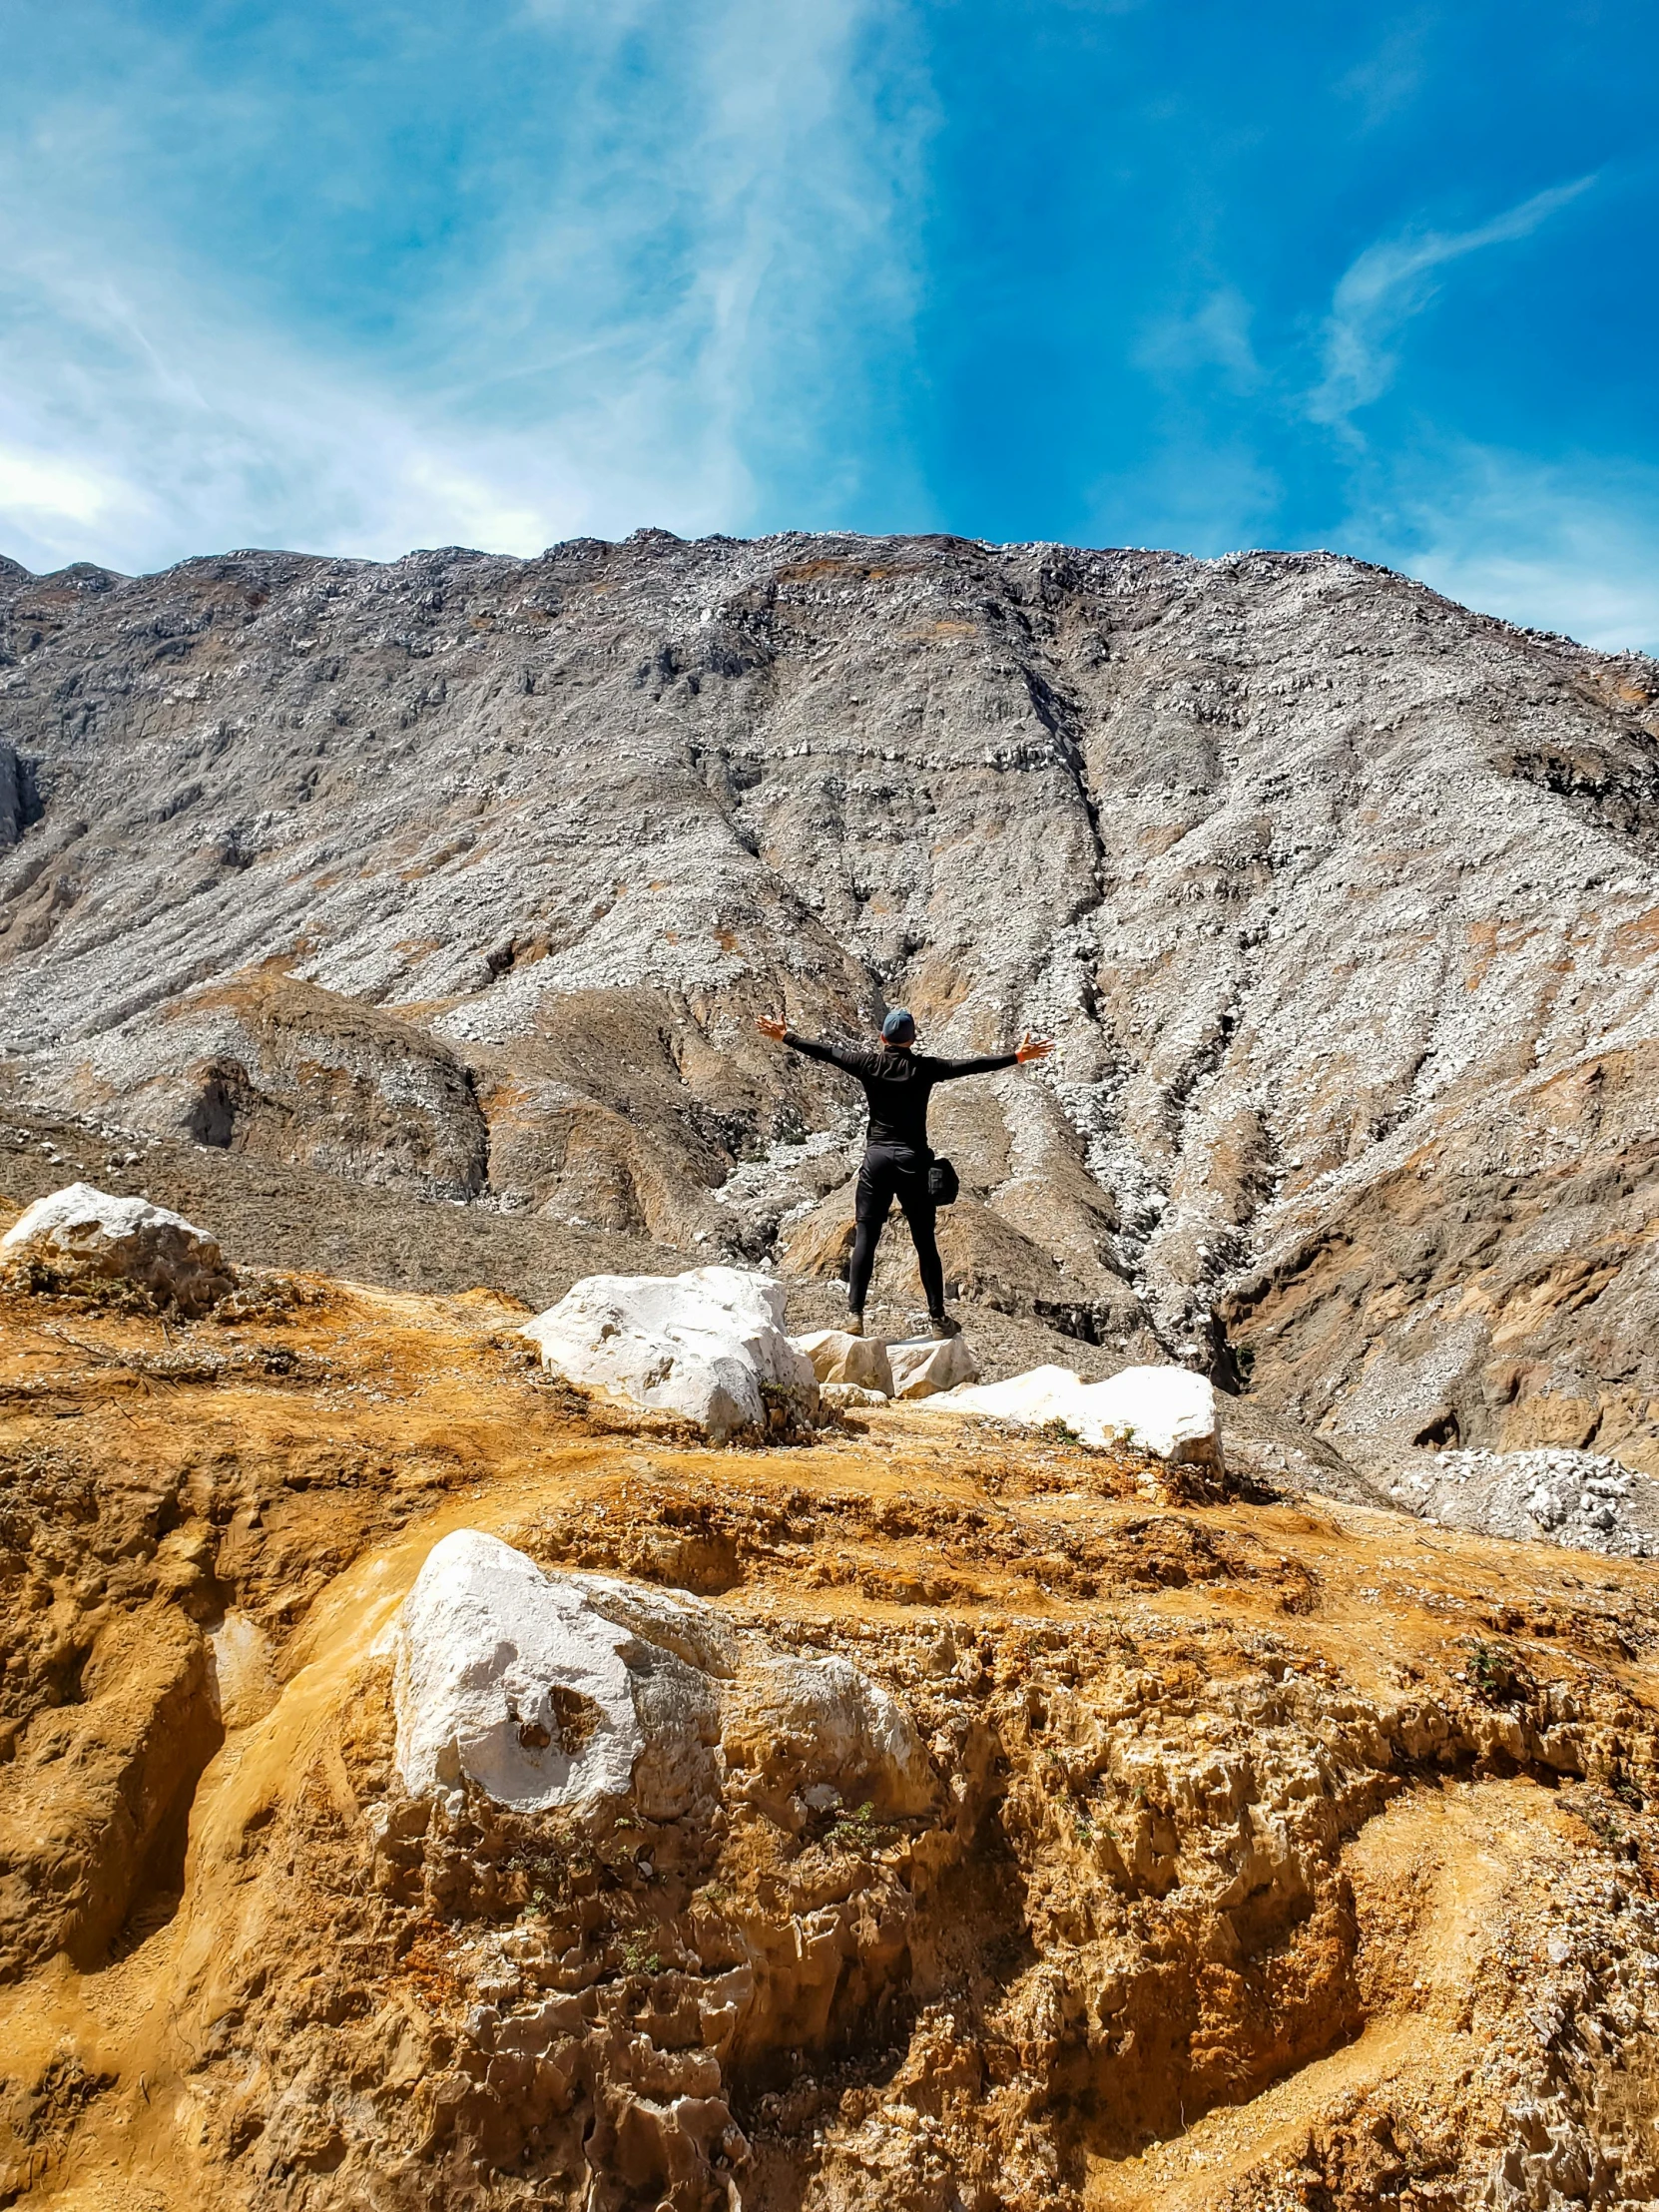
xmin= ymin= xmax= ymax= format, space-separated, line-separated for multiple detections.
xmin=755 ymin=1015 xmax=870 ymax=1075
xmin=931 ymin=1031 xmax=1054 ymax=1081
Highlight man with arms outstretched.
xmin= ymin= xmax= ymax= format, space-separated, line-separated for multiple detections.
xmin=757 ymin=1007 xmax=1053 ymax=1339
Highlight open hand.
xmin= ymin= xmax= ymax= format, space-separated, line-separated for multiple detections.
xmin=1015 ymin=1031 xmax=1053 ymax=1062
xmin=756 ymin=1015 xmax=788 ymax=1042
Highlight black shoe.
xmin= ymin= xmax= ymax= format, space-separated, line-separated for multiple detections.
xmin=845 ymin=1312 xmax=864 ymax=1338
xmin=928 ymin=1313 xmax=961 ymax=1340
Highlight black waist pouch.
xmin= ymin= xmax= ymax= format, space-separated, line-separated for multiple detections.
xmin=926 ymin=1156 xmax=959 ymax=1206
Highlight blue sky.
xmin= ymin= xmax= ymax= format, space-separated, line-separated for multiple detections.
xmin=3 ymin=0 xmax=1656 ymax=648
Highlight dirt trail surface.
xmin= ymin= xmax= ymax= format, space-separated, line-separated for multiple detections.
xmin=1 ymin=1253 xmax=1657 ymax=2211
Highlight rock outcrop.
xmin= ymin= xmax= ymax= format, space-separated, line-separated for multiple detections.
xmin=393 ymin=1531 xmax=725 ymax=1815
xmin=5 ymin=533 xmax=1659 ymax=1475
xmin=520 ymin=1266 xmax=819 ymax=1439
xmin=0 ymin=1180 xmax=236 ymax=1313
xmin=790 ymin=1326 xmax=896 ymax=1396
xmin=886 ymin=1332 xmax=980 ymax=1398
xmin=93 ymin=970 xmax=491 ymax=1200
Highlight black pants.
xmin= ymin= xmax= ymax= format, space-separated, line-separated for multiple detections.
xmin=847 ymin=1142 xmax=943 ymax=1318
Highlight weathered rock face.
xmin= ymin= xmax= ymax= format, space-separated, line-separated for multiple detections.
xmin=4 ymin=534 xmax=1659 ymax=1470
xmin=0 ymin=1602 xmax=223 ymax=1980
xmin=2 ymin=1258 xmax=1659 ymax=2211
xmin=93 ymin=970 xmax=491 ymax=1201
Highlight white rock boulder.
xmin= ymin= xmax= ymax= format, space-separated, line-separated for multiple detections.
xmin=393 ymin=1530 xmax=723 ymax=1819
xmin=520 ymin=1266 xmax=818 ymax=1441
xmin=790 ymin=1327 xmax=893 ymax=1396
xmin=822 ymin=1381 xmax=888 ymax=1411
xmin=943 ymin=1363 xmax=1223 ymax=1474
xmin=886 ymin=1334 xmax=979 ymax=1399
xmin=1 ymin=1181 xmax=236 ymax=1315
xmin=394 ymin=1532 xmax=938 ymax=1830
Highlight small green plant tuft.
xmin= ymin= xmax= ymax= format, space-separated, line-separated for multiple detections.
xmin=1465 ymin=1639 xmax=1527 ymax=1703
xmin=1037 ymin=1417 xmax=1084 ymax=1447
xmin=828 ymin=1801 xmax=886 ymax=1853
xmin=619 ymin=1932 xmax=663 ymax=1976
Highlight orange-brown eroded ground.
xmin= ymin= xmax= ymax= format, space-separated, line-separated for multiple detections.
xmin=1 ymin=1271 xmax=1657 ymax=2211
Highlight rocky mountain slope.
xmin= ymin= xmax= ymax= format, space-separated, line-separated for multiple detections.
xmin=2 ymin=1243 xmax=1657 ymax=2212
xmin=4 ymin=532 xmax=1659 ymax=1484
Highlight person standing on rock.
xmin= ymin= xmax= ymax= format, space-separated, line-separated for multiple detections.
xmin=756 ymin=1008 xmax=1053 ymax=1339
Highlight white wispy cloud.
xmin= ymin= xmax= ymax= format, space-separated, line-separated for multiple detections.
xmin=1086 ymin=432 xmax=1283 ymax=559
xmin=1309 ymin=176 xmax=1596 ymax=429
xmin=1365 ymin=442 xmax=1659 ymax=656
xmin=1336 ymin=17 xmax=1430 ymax=132
xmin=0 ymin=0 xmax=933 ymax=576
xmin=1134 ymin=285 xmax=1263 ymax=388
xmin=0 ymin=244 xmax=598 ymax=574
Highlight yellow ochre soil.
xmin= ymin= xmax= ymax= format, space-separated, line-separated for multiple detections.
xmin=0 ymin=1270 xmax=1657 ymax=2211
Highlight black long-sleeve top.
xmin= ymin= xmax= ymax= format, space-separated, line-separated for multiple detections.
xmin=782 ymin=1031 xmax=1018 ymax=1154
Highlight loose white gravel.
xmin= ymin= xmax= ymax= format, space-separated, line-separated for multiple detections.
xmin=1388 ymin=1446 xmax=1659 ymax=1558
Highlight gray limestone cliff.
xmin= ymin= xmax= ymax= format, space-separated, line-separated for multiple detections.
xmin=4 ymin=529 xmax=1658 ymax=1474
